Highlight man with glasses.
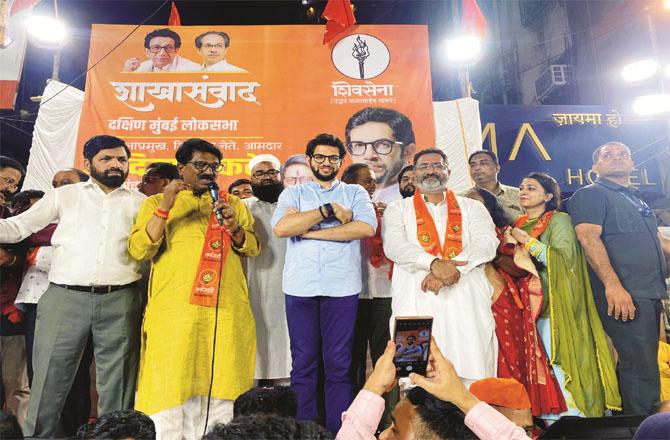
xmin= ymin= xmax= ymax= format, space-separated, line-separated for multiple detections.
xmin=271 ymin=133 xmax=377 ymax=434
xmin=464 ymin=151 xmax=522 ymax=219
xmin=345 ymin=107 xmax=416 ymax=204
xmin=195 ymin=31 xmax=247 ymax=72
xmin=129 ymin=138 xmax=260 ymax=437
xmin=138 ymin=162 xmax=179 ymax=196
xmin=383 ymin=148 xmax=498 ymax=386
xmin=123 ymin=28 xmax=199 ymax=73
xmin=569 ymin=141 xmax=670 ymax=415
xmin=245 ymin=154 xmax=291 ymax=387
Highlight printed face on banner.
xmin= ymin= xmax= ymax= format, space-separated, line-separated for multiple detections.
xmin=76 ymin=25 xmax=435 ymax=193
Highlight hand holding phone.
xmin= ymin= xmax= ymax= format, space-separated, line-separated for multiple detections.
xmin=393 ymin=316 xmax=433 ymax=377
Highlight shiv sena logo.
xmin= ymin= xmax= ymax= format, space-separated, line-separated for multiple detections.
xmin=199 ymin=269 xmax=218 ymax=285
xmin=209 ymin=238 xmax=221 ymax=250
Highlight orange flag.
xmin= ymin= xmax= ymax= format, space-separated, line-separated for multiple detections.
xmin=168 ymin=1 xmax=181 ymax=26
xmin=462 ymin=0 xmax=486 ymax=38
xmin=321 ymin=0 xmax=356 ymax=44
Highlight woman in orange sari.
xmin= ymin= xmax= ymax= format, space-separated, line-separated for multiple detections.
xmin=465 ymin=187 xmax=566 ymax=417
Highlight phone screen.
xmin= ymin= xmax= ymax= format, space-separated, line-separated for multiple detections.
xmin=393 ymin=317 xmax=433 ymax=377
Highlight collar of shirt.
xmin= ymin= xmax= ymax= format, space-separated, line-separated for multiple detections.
xmin=306 ymin=179 xmax=341 ymax=192
xmin=82 ymin=179 xmax=132 ymax=196
xmin=595 ymin=177 xmax=640 ymax=196
xmin=422 ymin=191 xmax=447 ymax=207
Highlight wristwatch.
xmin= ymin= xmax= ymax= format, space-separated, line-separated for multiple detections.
xmin=323 ymin=203 xmax=335 ymax=218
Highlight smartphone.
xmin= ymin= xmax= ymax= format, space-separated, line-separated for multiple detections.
xmin=392 ymin=316 xmax=433 ymax=377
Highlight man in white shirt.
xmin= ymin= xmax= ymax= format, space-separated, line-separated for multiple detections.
xmin=0 ymin=135 xmax=146 ymax=438
xmin=345 ymin=107 xmax=416 ymax=204
xmin=245 ymin=154 xmax=291 ymax=386
xmin=123 ymin=28 xmax=199 ymax=73
xmin=382 ymin=148 xmax=498 ymax=386
xmin=195 ymin=31 xmax=247 ymax=72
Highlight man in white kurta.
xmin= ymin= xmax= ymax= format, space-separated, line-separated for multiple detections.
xmin=382 ymin=148 xmax=498 ymax=384
xmin=245 ymin=154 xmax=291 ymax=384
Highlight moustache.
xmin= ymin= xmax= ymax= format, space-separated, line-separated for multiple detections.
xmin=105 ymin=168 xmax=124 ymax=175
xmin=423 ymin=173 xmax=440 ymax=181
xmin=198 ymin=174 xmax=215 ymax=181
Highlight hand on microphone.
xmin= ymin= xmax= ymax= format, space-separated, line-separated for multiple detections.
xmin=213 ymin=199 xmax=239 ymax=233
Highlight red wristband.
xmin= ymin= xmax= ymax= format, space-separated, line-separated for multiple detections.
xmin=154 ymin=208 xmax=170 ymax=219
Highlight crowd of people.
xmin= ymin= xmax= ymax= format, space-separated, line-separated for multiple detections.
xmin=0 ymin=106 xmax=669 ymax=440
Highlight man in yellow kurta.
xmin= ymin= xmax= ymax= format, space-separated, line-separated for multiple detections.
xmin=128 ymin=138 xmax=259 ymax=439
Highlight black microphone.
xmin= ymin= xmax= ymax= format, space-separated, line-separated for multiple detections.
xmin=207 ymin=181 xmax=224 ymax=226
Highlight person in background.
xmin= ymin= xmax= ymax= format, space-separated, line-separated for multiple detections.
xmin=52 ymin=169 xmax=89 ymax=188
xmin=76 ymin=410 xmax=155 ymax=440
xmin=123 ymin=28 xmax=199 ymax=73
xmin=511 ymin=172 xmax=620 ymax=420
xmin=397 ymin=165 xmax=415 ymax=198
xmin=0 ymin=411 xmax=23 ymax=440
xmin=464 ymin=151 xmax=522 ymax=219
xmin=569 ymin=141 xmax=670 ymax=415
xmin=272 ymin=133 xmax=376 ymax=433
xmin=281 ymin=154 xmax=314 ymax=187
xmin=233 ymin=386 xmax=297 ymax=418
xmin=195 ymin=31 xmax=247 ymax=72
xmin=228 ymin=178 xmax=254 ymax=199
xmin=138 ymin=162 xmax=179 ymax=197
xmin=245 ymin=154 xmax=291 ymax=387
xmin=203 ymin=414 xmax=331 ymax=440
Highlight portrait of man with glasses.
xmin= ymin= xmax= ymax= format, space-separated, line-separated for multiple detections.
xmin=345 ymin=107 xmax=416 ymax=204
xmin=122 ymin=28 xmax=199 ymax=73
xmin=195 ymin=31 xmax=247 ymax=72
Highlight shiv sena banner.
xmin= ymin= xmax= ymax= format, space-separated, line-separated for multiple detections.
xmin=76 ymin=24 xmax=435 ymax=193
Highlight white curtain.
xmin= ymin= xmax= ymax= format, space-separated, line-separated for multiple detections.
xmin=22 ymin=80 xmax=84 ymax=192
xmin=433 ymin=98 xmax=482 ymax=193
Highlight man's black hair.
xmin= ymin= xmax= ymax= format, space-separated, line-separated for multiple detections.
xmin=82 ymin=135 xmax=131 ymax=161
xmin=11 ymin=190 xmax=45 ymax=211
xmin=75 ymin=410 xmax=155 ymax=440
xmin=228 ymin=179 xmax=252 ymax=194
xmin=72 ymin=169 xmax=90 ymax=182
xmin=305 ymin=133 xmax=346 ymax=158
xmin=341 ymin=163 xmax=370 ymax=184
xmin=413 ymin=148 xmax=447 ymax=165
xmin=0 ymin=411 xmax=23 ymax=439
xmin=398 ymin=165 xmax=414 ymax=185
xmin=407 ymin=387 xmax=477 ymax=439
xmin=145 ymin=162 xmax=180 ymax=181
xmin=468 ymin=150 xmax=499 ymax=165
xmin=203 ymin=415 xmax=331 ymax=440
xmin=0 ymin=156 xmax=26 ymax=177
xmin=195 ymin=31 xmax=231 ymax=48
xmin=144 ymin=28 xmax=181 ymax=49
xmin=175 ymin=138 xmax=222 ymax=164
xmin=233 ymin=386 xmax=298 ymax=418
xmin=464 ymin=188 xmax=513 ymax=228
xmin=345 ymin=107 xmax=416 ymax=147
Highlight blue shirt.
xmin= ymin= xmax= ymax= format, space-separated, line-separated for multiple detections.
xmin=271 ymin=180 xmax=377 ymax=297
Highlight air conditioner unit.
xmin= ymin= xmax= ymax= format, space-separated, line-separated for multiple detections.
xmin=535 ymin=64 xmax=571 ymax=102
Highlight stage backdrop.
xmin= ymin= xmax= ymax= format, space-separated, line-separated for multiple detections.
xmin=479 ymin=105 xmax=668 ymax=198
xmin=76 ymin=24 xmax=435 ymax=187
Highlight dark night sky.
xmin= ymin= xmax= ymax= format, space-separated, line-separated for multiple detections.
xmin=0 ymin=0 xmax=465 ymax=165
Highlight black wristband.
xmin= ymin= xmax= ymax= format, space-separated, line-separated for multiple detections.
xmin=318 ymin=206 xmax=327 ymax=219
xmin=324 ymin=203 xmax=335 ymax=218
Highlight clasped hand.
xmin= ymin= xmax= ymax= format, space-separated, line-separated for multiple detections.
xmin=421 ymin=259 xmax=468 ymax=294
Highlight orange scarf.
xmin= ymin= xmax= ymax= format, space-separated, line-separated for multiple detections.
xmin=189 ymin=193 xmax=232 ymax=308
xmin=514 ymin=210 xmax=555 ymax=238
xmin=413 ymin=190 xmax=462 ymax=259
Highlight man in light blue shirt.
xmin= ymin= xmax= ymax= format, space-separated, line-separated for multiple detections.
xmin=271 ymin=133 xmax=376 ymax=434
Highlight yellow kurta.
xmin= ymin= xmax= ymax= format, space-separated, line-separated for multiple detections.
xmin=128 ymin=191 xmax=259 ymax=415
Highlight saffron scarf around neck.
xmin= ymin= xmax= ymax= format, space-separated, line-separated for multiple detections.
xmin=413 ymin=190 xmax=462 ymax=259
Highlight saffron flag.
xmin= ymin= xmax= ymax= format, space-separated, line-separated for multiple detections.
xmin=168 ymin=1 xmax=181 ymax=26
xmin=462 ymin=0 xmax=486 ymax=37
xmin=9 ymin=0 xmax=41 ymax=15
xmin=322 ymin=0 xmax=356 ymax=44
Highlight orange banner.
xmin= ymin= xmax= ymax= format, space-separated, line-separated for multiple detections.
xmin=76 ymin=25 xmax=435 ymax=190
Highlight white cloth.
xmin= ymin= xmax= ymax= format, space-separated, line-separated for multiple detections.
xmin=360 ymin=228 xmax=392 ymax=300
xmin=372 ymin=183 xmax=401 ymax=205
xmin=15 ymin=246 xmax=53 ymax=305
xmin=136 ymin=55 xmax=200 ymax=72
xmin=382 ymin=193 xmax=498 ymax=381
xmin=150 ymin=396 xmax=233 ymax=440
xmin=245 ymin=199 xmax=291 ymax=380
xmin=22 ymin=80 xmax=84 ymax=192
xmin=0 ymin=181 xmax=145 ymax=286
xmin=202 ymin=59 xmax=247 ymax=72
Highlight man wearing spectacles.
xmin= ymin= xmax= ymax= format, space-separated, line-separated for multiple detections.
xmin=195 ymin=31 xmax=247 ymax=73
xmin=129 ymin=138 xmax=260 ymax=437
xmin=383 ymin=148 xmax=498 ymax=388
xmin=244 ymin=154 xmax=291 ymax=388
xmin=123 ymin=28 xmax=199 ymax=73
xmin=345 ymin=107 xmax=416 ymax=204
xmin=569 ymin=141 xmax=670 ymax=415
xmin=138 ymin=162 xmax=179 ymax=197
xmin=271 ymin=134 xmax=377 ymax=434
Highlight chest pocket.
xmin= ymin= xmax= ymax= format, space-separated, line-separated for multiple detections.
xmin=614 ymin=205 xmax=647 ymax=233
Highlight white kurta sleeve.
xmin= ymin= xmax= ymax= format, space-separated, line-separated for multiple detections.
xmin=382 ymin=200 xmax=436 ymax=272
xmin=453 ymin=199 xmax=497 ymax=274
xmin=0 ymin=191 xmax=59 ymax=244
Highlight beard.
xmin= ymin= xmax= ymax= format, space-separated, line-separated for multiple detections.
xmin=416 ymin=173 xmax=448 ymax=193
xmin=90 ymin=165 xmax=128 ymax=188
xmin=310 ymin=163 xmax=338 ymax=182
xmin=252 ymin=181 xmax=284 ymax=203
xmin=399 ymin=184 xmax=416 ymax=198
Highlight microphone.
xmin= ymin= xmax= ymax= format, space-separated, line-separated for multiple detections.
xmin=207 ymin=181 xmax=224 ymax=226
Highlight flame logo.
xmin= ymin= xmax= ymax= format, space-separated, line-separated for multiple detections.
xmin=352 ymin=36 xmax=370 ymax=79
